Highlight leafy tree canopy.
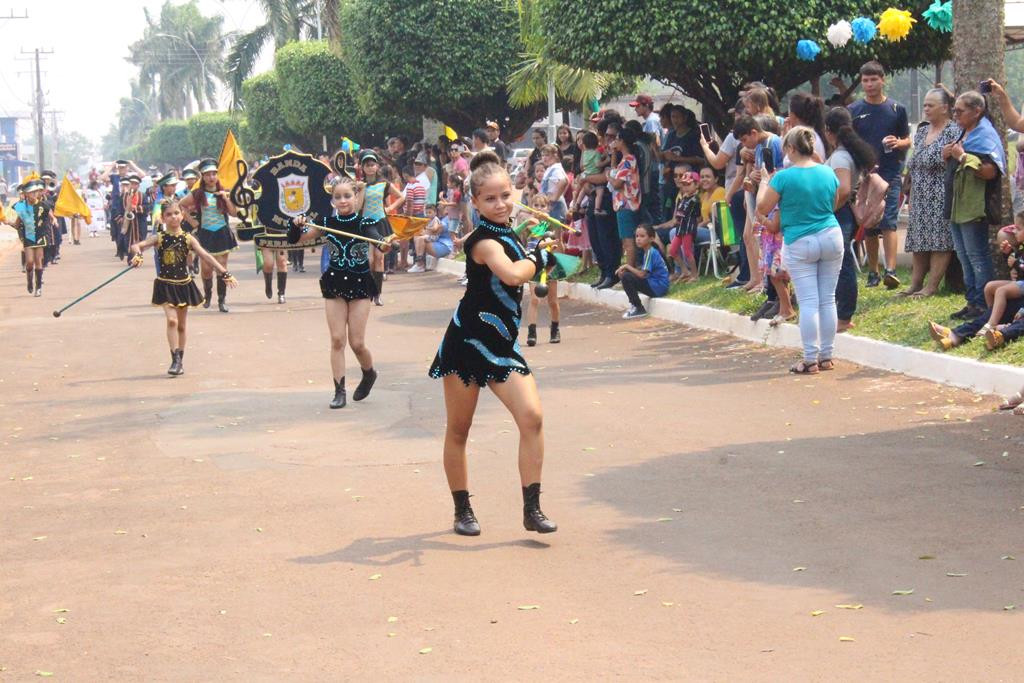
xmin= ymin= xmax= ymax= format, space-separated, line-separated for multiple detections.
xmin=341 ymin=0 xmax=544 ymax=138
xmin=187 ymin=111 xmax=243 ymax=158
xmin=241 ymin=71 xmax=302 ymax=155
xmin=538 ymin=0 xmax=951 ymax=129
xmin=144 ymin=120 xmax=193 ymax=166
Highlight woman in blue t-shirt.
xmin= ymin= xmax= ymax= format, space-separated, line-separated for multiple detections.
xmin=616 ymin=224 xmax=670 ymax=319
xmin=756 ymin=126 xmax=842 ymax=374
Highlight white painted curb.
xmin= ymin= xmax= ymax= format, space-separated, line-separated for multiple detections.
xmin=437 ymin=257 xmax=1024 ymax=397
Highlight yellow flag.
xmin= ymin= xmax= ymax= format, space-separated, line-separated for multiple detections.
xmin=217 ymin=130 xmax=244 ymax=190
xmin=443 ymin=125 xmax=458 ymax=142
xmin=54 ymin=176 xmax=92 ymax=224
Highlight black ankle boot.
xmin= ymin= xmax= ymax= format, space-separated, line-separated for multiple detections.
xmin=522 ymin=483 xmax=557 ymax=533
xmin=277 ymin=272 xmax=287 ymax=302
xmin=330 ymin=377 xmax=346 ymax=409
xmin=353 ymin=367 xmax=377 ymax=402
xmin=217 ymin=280 xmax=229 ymax=312
xmin=550 ymin=321 xmax=560 ymax=344
xmin=264 ymin=271 xmax=273 ymax=299
xmin=34 ymin=270 xmax=42 ymax=296
xmin=527 ymin=324 xmax=537 ymax=347
xmin=168 ymin=349 xmax=184 ymax=375
xmin=452 ymin=490 xmax=480 ymax=536
xmin=202 ymin=278 xmax=213 ymax=308
xmin=26 ymin=269 xmax=33 ymax=293
xmin=174 ymin=349 xmax=184 ymax=375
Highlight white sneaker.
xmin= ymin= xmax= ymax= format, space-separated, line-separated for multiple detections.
xmin=622 ymin=306 xmax=648 ymax=319
xmin=408 ymin=264 xmax=426 ymax=273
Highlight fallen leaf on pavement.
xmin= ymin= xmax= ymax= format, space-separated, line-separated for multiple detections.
xmin=633 ymin=590 xmax=648 ymax=596
xmin=369 ymin=574 xmax=382 ymax=581
xmin=946 ymin=573 xmax=967 ymax=577
xmin=792 ymin=567 xmax=807 ymax=572
xmin=517 ymin=605 xmax=540 ymax=610
xmin=918 ymin=555 xmax=936 ymax=560
xmin=656 ymin=517 xmax=673 ymax=522
xmin=892 ymin=589 xmax=915 ymax=596
xmin=835 ymin=604 xmax=863 ymax=610
xmin=569 ymin=618 xmax=579 ymax=624
xmin=419 ymin=648 xmax=432 ymax=654
xmin=387 ymin=616 xmax=398 ymax=623
xmin=839 ymin=636 xmax=855 ymax=643
xmin=811 ymin=610 xmax=825 ymax=617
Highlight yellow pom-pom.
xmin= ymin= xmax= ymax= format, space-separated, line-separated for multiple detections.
xmin=878 ymin=7 xmax=917 ymax=42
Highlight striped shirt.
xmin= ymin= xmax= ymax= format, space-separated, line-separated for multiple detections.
xmin=403 ymin=180 xmax=426 ymax=217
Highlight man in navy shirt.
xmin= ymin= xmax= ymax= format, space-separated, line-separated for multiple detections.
xmin=849 ymin=61 xmax=910 ymax=289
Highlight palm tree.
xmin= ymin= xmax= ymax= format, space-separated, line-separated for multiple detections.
xmin=128 ymin=1 xmax=228 ymax=119
xmin=226 ymin=0 xmax=343 ymax=108
xmin=506 ymin=0 xmax=616 ymax=109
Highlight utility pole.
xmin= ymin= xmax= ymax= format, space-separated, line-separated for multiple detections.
xmin=20 ymin=48 xmax=53 ymax=170
xmin=48 ymin=110 xmax=63 ymax=172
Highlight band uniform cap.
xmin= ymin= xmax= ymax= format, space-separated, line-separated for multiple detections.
xmin=358 ymin=150 xmax=380 ymax=164
xmin=40 ymin=170 xmax=57 ymax=180
xmin=115 ymin=159 xmax=129 ymax=166
xmin=158 ymin=172 xmax=179 ymax=187
xmin=22 ymin=179 xmax=44 ymax=192
xmin=181 ymin=168 xmax=199 ymax=179
xmin=198 ymin=158 xmax=218 ymax=173
xmin=126 ymin=174 xmax=142 ymax=183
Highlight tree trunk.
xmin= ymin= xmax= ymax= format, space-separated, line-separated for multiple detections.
xmin=184 ymin=94 xmax=194 ymax=119
xmin=953 ymin=0 xmax=1010 ymax=277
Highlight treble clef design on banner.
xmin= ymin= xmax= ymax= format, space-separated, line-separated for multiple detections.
xmin=229 ymin=158 xmax=261 ymax=241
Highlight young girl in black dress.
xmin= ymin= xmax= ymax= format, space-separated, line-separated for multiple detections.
xmin=429 ymin=150 xmax=557 ymax=536
xmin=129 ymin=200 xmax=238 ymax=375
xmin=289 ymin=176 xmax=392 ymax=409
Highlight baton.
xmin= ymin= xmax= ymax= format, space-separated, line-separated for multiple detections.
xmin=514 ymin=202 xmax=579 ymax=233
xmin=314 ymin=224 xmax=390 ymax=247
xmin=53 ymin=264 xmax=136 ymax=318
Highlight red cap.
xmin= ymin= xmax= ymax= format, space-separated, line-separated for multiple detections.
xmin=629 ymin=94 xmax=654 ymax=107
xmin=678 ymin=171 xmax=699 ymax=184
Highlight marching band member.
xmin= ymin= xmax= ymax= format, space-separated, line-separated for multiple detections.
xmin=358 ymin=149 xmax=405 ymax=305
xmin=12 ymin=178 xmax=53 ymax=296
xmin=179 ymin=158 xmax=239 ymax=312
xmin=288 ymin=175 xmax=391 ymax=409
xmin=428 ymin=150 xmax=558 ymax=537
xmin=129 ymin=199 xmax=237 ymax=376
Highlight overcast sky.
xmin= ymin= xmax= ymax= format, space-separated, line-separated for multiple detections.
xmin=0 ymin=0 xmax=270 ymax=144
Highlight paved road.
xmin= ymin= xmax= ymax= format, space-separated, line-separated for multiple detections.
xmin=1 ymin=236 xmax=1022 ymax=680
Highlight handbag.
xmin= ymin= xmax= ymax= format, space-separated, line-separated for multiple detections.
xmin=852 ymin=167 xmax=890 ymax=241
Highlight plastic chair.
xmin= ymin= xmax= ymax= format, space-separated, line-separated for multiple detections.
xmin=699 ymin=201 xmax=727 ymax=278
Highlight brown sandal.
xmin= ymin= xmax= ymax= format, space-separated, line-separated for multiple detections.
xmin=818 ymin=359 xmax=835 ymax=371
xmin=789 ymin=360 xmax=819 ymax=374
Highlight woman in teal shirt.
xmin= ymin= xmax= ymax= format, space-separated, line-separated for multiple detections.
xmin=756 ymin=126 xmax=842 ymax=374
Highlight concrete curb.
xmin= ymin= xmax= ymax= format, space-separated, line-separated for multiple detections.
xmin=437 ymin=257 xmax=1024 ymax=397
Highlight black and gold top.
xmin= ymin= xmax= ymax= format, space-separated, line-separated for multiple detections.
xmin=156 ymin=231 xmax=194 ymax=283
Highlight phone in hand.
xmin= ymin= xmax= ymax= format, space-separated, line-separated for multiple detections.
xmin=761 ymin=146 xmax=775 ymax=174
xmin=980 ymin=80 xmax=992 ymax=95
xmin=699 ymin=123 xmax=719 ymax=153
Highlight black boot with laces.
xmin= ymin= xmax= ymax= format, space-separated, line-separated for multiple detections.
xmin=452 ymin=490 xmax=480 ymax=536
xmin=330 ymin=377 xmax=346 ymax=409
xmin=522 ymin=483 xmax=557 ymax=533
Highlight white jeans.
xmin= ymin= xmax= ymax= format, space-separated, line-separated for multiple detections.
xmin=783 ymin=227 xmax=844 ymax=363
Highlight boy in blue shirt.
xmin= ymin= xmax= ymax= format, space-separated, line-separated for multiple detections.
xmin=848 ymin=61 xmax=910 ymax=289
xmin=616 ymin=224 xmax=670 ymax=319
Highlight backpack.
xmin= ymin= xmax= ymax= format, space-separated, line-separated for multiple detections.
xmin=852 ymin=167 xmax=889 ymax=240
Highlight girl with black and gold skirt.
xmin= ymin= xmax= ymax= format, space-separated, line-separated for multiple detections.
xmin=130 ymin=199 xmax=237 ymax=376
xmin=428 ymin=150 xmax=558 ymax=537
xmin=289 ymin=176 xmax=392 ymax=409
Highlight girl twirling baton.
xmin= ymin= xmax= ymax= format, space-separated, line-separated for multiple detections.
xmin=129 ymin=199 xmax=238 ymax=376
xmin=289 ymin=176 xmax=392 ymax=409
xmin=429 ymin=150 xmax=557 ymax=537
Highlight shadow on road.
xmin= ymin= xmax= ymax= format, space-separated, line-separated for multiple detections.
xmin=581 ymin=411 xmax=1024 ymax=613
xmin=291 ymin=531 xmax=549 ymax=568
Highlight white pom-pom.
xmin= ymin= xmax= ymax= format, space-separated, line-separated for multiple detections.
xmin=827 ymin=20 xmax=853 ymax=48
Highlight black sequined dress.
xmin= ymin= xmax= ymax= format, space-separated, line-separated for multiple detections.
xmin=429 ymin=217 xmax=532 ymax=386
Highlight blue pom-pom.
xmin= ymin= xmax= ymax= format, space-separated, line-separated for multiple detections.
xmin=796 ymin=39 xmax=821 ymax=61
xmin=851 ymin=17 xmax=877 ymax=44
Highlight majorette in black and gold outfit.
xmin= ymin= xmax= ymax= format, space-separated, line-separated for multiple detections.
xmin=429 ymin=217 xmax=543 ymax=387
xmin=151 ymin=231 xmax=205 ymax=307
xmin=290 ymin=211 xmax=387 ymax=301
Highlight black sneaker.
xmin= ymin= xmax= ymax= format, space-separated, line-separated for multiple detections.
xmin=866 ymin=272 xmax=881 ymax=287
xmin=882 ymin=269 xmax=901 ymax=290
xmin=950 ymin=306 xmax=971 ymax=320
xmin=749 ymin=299 xmax=774 ymax=322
